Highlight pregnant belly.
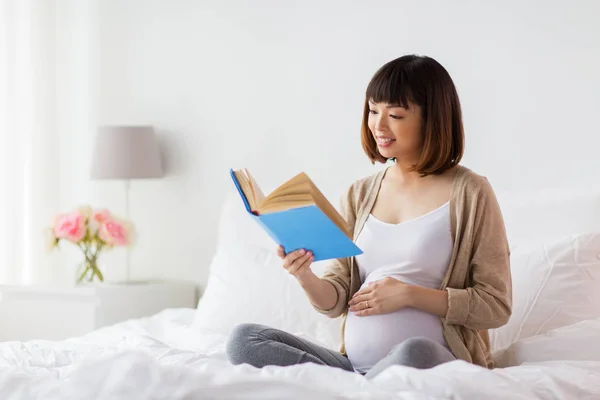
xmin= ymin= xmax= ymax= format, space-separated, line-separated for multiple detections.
xmin=345 ymin=307 xmax=447 ymax=373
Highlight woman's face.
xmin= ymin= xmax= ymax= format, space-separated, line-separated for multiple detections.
xmin=367 ymin=100 xmax=423 ymax=161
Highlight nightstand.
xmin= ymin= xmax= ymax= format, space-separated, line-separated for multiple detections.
xmin=0 ymin=281 xmax=198 ymax=342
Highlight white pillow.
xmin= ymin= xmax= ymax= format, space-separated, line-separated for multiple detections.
xmin=193 ymin=189 xmax=342 ymax=350
xmin=490 ymin=232 xmax=600 ymax=352
xmin=492 ymin=317 xmax=600 ymax=367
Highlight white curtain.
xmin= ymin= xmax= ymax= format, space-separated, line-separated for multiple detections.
xmin=0 ymin=0 xmax=59 ymax=284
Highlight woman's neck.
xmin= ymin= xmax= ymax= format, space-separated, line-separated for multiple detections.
xmin=388 ymin=158 xmax=426 ymax=187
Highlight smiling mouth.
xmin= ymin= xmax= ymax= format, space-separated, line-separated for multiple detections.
xmin=375 ymin=137 xmax=396 ymax=146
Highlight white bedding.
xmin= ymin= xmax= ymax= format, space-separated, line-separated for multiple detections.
xmin=2 ymin=186 xmax=599 ymax=399
xmin=1 ymin=309 xmax=599 ymax=400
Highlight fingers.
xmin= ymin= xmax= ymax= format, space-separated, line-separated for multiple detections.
xmin=348 ymin=293 xmax=371 ymax=307
xmin=287 ymin=251 xmax=314 ymax=276
xmin=276 ymin=245 xmax=285 ymax=259
xmin=349 ymin=297 xmax=377 ymax=316
xmin=354 ymin=306 xmax=376 ymax=317
xmin=282 ymin=248 xmax=309 ymax=269
xmin=351 ymin=285 xmax=373 ymax=299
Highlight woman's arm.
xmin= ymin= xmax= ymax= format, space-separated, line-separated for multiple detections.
xmin=406 ymin=286 xmax=448 ymax=317
xmin=277 ymin=245 xmax=342 ymax=313
xmin=308 ymin=183 xmax=358 ymax=318
xmin=297 ymin=272 xmax=339 ymax=313
xmin=411 ymin=181 xmax=512 ymax=329
xmin=444 ymin=180 xmax=512 ymax=330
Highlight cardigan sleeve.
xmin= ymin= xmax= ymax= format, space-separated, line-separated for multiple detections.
xmin=445 ymin=178 xmax=513 ymax=330
xmin=310 ymin=184 xmax=357 ymax=318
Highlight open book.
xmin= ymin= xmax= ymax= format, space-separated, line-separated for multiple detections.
xmin=230 ymin=168 xmax=363 ymax=262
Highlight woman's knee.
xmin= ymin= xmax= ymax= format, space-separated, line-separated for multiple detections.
xmin=389 ymin=337 xmax=450 ymax=369
xmin=226 ymin=323 xmax=267 ymax=365
xmin=393 ymin=337 xmax=436 ymax=355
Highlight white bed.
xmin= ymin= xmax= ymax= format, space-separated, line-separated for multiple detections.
xmin=1 ymin=309 xmax=599 ymax=400
xmin=1 ymin=183 xmax=600 ymax=399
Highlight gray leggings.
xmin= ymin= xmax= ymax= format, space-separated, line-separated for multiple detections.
xmin=226 ymin=323 xmax=456 ymax=379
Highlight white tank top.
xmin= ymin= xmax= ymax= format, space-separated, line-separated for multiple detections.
xmin=344 ymin=201 xmax=453 ymax=373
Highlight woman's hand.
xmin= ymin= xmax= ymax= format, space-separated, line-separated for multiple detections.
xmin=276 ymin=245 xmax=315 ymax=282
xmin=348 ymin=277 xmax=412 ymax=316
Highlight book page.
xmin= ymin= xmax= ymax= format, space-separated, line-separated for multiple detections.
xmin=257 ymin=172 xmax=351 ymax=238
xmin=259 ymin=173 xmax=312 ymax=212
xmin=233 ymin=170 xmax=256 ymax=210
xmin=245 ymin=168 xmax=266 ymax=207
xmin=305 ymin=179 xmax=351 ymax=238
xmin=264 ymin=173 xmax=308 ymax=201
xmin=258 ymin=196 xmax=314 ymax=214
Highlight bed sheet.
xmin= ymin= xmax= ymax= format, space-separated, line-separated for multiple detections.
xmin=0 ymin=309 xmax=598 ymax=400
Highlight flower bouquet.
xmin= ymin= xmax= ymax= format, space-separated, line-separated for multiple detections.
xmin=46 ymin=206 xmax=134 ymax=283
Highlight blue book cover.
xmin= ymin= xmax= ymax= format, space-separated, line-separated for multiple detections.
xmin=230 ymin=169 xmax=363 ymax=262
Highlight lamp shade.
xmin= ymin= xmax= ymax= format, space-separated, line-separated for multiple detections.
xmin=91 ymin=126 xmax=163 ymax=179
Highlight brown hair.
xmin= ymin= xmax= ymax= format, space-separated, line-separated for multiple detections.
xmin=361 ymin=55 xmax=464 ymax=175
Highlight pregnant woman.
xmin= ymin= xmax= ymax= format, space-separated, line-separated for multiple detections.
xmin=226 ymin=54 xmax=512 ymax=379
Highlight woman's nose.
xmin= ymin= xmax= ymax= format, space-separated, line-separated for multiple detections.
xmin=374 ymin=115 xmax=387 ymax=131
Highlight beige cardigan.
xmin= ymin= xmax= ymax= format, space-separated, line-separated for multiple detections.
xmin=311 ymin=165 xmax=512 ymax=369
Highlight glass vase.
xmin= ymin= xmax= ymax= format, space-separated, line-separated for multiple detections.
xmin=76 ymin=255 xmax=104 ymax=284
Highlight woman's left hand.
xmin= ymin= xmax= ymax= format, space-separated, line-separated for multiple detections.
xmin=348 ymin=277 xmax=412 ymax=316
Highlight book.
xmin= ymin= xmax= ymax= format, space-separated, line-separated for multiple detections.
xmin=230 ymin=168 xmax=363 ymax=262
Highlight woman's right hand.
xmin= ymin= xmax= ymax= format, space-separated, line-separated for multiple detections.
xmin=276 ymin=245 xmax=315 ymax=282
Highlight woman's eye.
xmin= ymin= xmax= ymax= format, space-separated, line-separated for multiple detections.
xmin=390 ymin=115 xmax=403 ymax=120
xmin=369 ymin=109 xmax=377 ymax=115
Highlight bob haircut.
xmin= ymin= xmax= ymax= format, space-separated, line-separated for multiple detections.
xmin=361 ymin=55 xmax=464 ymax=175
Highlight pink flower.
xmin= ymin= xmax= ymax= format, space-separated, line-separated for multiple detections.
xmin=98 ymin=217 xmax=130 ymax=246
xmin=54 ymin=211 xmax=87 ymax=243
xmin=92 ymin=209 xmax=111 ymax=224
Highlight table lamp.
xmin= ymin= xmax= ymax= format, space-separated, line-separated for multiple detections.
xmin=91 ymin=125 xmax=163 ymax=281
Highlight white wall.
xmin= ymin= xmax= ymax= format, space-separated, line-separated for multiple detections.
xmin=54 ymin=0 xmax=600 ymax=287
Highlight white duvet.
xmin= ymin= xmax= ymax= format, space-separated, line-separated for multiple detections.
xmin=0 ymin=309 xmax=599 ymax=400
